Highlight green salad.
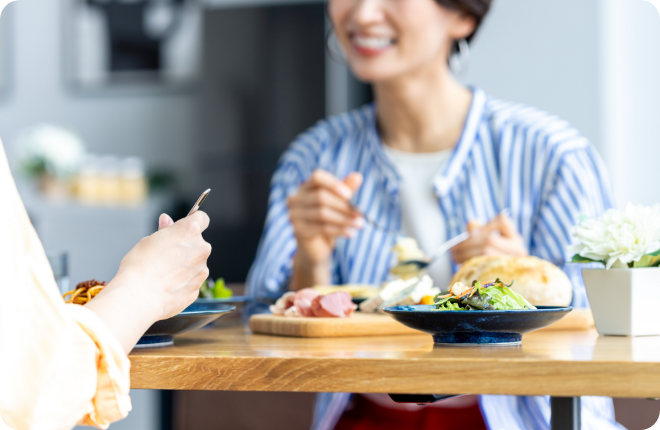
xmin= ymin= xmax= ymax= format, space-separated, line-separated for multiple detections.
xmin=199 ymin=277 xmax=232 ymax=299
xmin=434 ymin=279 xmax=536 ymax=311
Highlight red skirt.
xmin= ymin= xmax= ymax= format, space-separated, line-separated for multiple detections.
xmin=334 ymin=395 xmax=488 ymax=430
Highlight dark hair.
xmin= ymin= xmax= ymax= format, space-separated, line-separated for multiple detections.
xmin=435 ymin=0 xmax=492 ymax=44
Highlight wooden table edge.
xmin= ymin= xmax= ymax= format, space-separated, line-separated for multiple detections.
xmin=129 ymin=354 xmax=660 ymax=398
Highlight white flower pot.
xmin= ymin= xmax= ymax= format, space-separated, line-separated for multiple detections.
xmin=583 ymin=268 xmax=660 ymax=336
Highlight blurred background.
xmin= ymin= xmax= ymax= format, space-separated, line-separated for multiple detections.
xmin=2 ymin=0 xmax=660 ymax=428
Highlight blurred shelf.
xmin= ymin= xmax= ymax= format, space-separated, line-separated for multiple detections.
xmin=18 ymin=182 xmax=174 ymax=285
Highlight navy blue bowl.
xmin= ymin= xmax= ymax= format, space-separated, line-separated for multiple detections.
xmin=383 ymin=305 xmax=572 ymax=345
xmin=194 ymin=296 xmax=254 ymax=309
xmin=135 ymin=303 xmax=235 ymax=348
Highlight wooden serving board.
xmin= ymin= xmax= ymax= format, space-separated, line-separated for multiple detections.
xmin=250 ymin=312 xmax=419 ymax=338
xmin=545 ymin=308 xmax=595 ymax=331
xmin=249 ymin=309 xmax=595 ymax=338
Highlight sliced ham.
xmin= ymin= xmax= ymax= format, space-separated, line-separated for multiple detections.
xmin=270 ymin=291 xmax=296 ymax=315
xmin=311 ymin=291 xmax=357 ymax=318
xmin=271 ymin=288 xmax=321 ymax=317
xmin=291 ymin=288 xmax=320 ymax=316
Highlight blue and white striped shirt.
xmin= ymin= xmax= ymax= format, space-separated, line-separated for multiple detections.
xmin=246 ymin=88 xmax=624 ymax=430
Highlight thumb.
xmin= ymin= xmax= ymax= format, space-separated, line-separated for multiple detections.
xmin=490 ymin=214 xmax=518 ymax=238
xmin=343 ymin=172 xmax=363 ymax=193
xmin=467 ymin=220 xmax=483 ymax=235
xmin=158 ymin=213 xmax=174 ymax=230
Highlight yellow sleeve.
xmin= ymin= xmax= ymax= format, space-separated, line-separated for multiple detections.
xmin=68 ymin=305 xmax=132 ymax=428
xmin=0 ymin=140 xmax=131 ymax=430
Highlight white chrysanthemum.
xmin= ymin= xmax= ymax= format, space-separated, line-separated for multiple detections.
xmin=15 ymin=124 xmax=85 ymax=178
xmin=568 ymin=204 xmax=660 ymax=269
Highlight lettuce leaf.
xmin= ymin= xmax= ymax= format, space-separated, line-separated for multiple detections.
xmin=480 ymin=286 xmax=536 ymax=310
xmin=434 ymin=281 xmax=536 ymax=311
xmin=436 ymin=301 xmax=464 ymax=311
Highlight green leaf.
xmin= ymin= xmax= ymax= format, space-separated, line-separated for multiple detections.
xmin=213 ymin=278 xmax=232 ymax=298
xmin=570 ymin=254 xmax=604 ymax=264
xmin=436 ymin=301 xmax=464 ymax=311
xmin=633 ymin=253 xmax=660 ymax=268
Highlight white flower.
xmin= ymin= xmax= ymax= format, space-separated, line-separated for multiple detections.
xmin=15 ymin=124 xmax=85 ymax=178
xmin=568 ymin=204 xmax=660 ymax=269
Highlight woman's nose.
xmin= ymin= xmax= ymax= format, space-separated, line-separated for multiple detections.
xmin=351 ymin=0 xmax=387 ymax=25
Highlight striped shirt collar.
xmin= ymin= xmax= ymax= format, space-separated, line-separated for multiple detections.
xmin=362 ymin=87 xmax=488 ymax=197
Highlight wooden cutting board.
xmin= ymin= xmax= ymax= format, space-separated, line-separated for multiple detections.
xmin=249 ymin=309 xmax=595 ymax=338
xmin=250 ymin=312 xmax=419 ymax=337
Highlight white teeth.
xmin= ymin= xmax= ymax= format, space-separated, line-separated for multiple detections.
xmin=353 ymin=36 xmax=393 ymax=50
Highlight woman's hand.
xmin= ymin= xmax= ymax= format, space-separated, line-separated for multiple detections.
xmin=85 ymin=211 xmax=212 ymax=353
xmin=450 ymin=214 xmax=528 ymax=265
xmin=287 ymin=169 xmax=364 ymax=290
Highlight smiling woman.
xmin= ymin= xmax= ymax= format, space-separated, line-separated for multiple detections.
xmin=246 ymin=0 xmax=624 ymax=429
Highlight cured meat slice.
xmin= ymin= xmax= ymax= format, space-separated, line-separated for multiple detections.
xmin=270 ymin=291 xmax=296 ymax=315
xmin=292 ymin=288 xmax=320 ymax=317
xmin=311 ymin=291 xmax=357 ymax=318
xmin=270 ymin=288 xmax=321 ymax=317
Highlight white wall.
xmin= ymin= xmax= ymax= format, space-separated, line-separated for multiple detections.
xmin=0 ymin=0 xmax=197 ymax=190
xmin=601 ymin=0 xmax=660 ymax=207
xmin=464 ymin=0 xmax=601 ymax=149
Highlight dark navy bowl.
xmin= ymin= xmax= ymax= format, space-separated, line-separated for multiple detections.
xmin=194 ymin=296 xmax=253 ymax=307
xmin=135 ymin=303 xmax=235 ymax=348
xmin=383 ymin=305 xmax=572 ymax=345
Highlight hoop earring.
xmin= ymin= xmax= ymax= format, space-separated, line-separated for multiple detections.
xmin=325 ymin=29 xmax=348 ymax=64
xmin=449 ymin=38 xmax=470 ymax=77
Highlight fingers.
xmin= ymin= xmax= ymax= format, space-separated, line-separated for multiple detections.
xmin=467 ymin=220 xmax=483 ymax=234
xmin=292 ymin=206 xmax=364 ymax=228
xmin=288 ymin=170 xmax=365 ymax=243
xmin=453 ymin=215 xmax=528 ymax=263
xmin=179 ymin=211 xmax=210 ymax=234
xmin=486 ymin=233 xmax=528 ymax=256
xmin=490 ymin=214 xmax=518 ymax=238
xmin=303 ymin=169 xmax=355 ymax=200
xmin=292 ymin=188 xmax=359 ymax=218
xmin=158 ymin=213 xmax=174 ymax=230
xmin=451 ymin=239 xmax=486 ymax=264
xmin=343 ymin=172 xmax=363 ymax=193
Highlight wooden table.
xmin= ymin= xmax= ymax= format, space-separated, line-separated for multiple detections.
xmin=130 ymin=325 xmax=660 ymax=430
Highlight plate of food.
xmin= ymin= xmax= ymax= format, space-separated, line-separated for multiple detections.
xmin=383 ymin=279 xmax=572 ymax=345
xmin=63 ymin=279 xmax=236 ymax=348
xmin=136 ymin=301 xmax=235 ymax=348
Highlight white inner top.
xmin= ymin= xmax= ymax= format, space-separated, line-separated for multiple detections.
xmin=383 ymin=145 xmax=453 ymax=289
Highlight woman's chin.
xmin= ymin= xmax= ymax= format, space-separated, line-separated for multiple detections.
xmin=348 ymin=63 xmax=402 ymax=84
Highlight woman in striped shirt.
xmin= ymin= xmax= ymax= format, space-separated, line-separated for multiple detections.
xmin=247 ymin=0 xmax=623 ymax=429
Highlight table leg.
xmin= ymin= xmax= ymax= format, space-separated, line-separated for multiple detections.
xmin=551 ymin=397 xmax=581 ymax=430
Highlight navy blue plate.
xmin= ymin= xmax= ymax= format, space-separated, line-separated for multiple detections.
xmin=135 ymin=303 xmax=235 ymax=348
xmin=383 ymin=305 xmax=572 ymax=345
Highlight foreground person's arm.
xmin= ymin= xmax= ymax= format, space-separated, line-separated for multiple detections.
xmin=85 ymin=212 xmax=211 ymax=354
xmin=0 ymin=139 xmax=211 ymax=429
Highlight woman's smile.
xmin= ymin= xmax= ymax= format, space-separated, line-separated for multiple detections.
xmin=350 ymin=33 xmax=397 ymax=56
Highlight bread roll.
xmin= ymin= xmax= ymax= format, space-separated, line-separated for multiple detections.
xmin=450 ymin=256 xmax=572 ymax=306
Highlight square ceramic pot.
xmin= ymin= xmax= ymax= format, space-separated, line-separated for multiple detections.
xmin=583 ymin=268 xmax=660 ymax=336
